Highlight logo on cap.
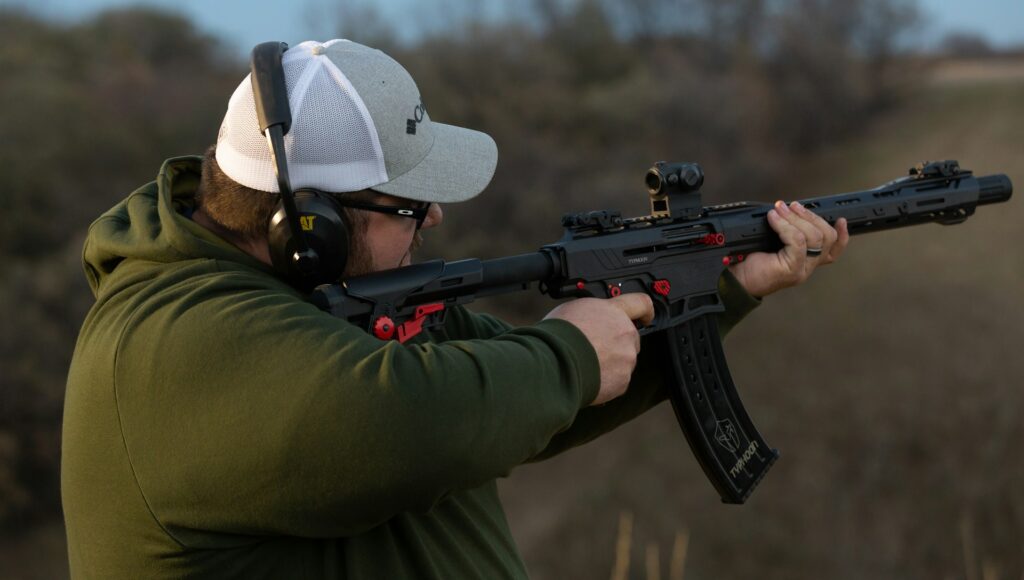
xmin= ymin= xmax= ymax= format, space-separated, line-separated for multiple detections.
xmin=406 ymin=101 xmax=427 ymax=135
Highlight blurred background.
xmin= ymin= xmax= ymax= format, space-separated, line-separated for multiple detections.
xmin=0 ymin=0 xmax=1022 ymax=578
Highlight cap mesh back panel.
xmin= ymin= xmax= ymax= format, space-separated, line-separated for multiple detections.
xmin=217 ymin=50 xmax=386 ymax=192
xmin=291 ymin=63 xmax=381 ymax=172
xmin=216 ymin=57 xmax=313 ymax=183
xmin=220 ymin=78 xmax=270 ymax=172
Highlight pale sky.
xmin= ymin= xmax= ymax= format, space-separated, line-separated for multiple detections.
xmin=7 ymin=0 xmax=1024 ymax=55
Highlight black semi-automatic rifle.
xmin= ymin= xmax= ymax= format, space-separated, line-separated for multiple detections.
xmin=311 ymin=160 xmax=1013 ymax=504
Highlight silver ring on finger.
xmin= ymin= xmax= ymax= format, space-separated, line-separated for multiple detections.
xmin=806 ymin=247 xmax=824 ymax=257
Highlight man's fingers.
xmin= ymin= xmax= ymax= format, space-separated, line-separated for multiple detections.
xmin=790 ymin=202 xmax=847 ymax=265
xmin=767 ymin=207 xmax=807 ymax=276
xmin=610 ymin=292 xmax=655 ymax=326
xmin=778 ymin=201 xmax=825 ymax=253
xmin=828 ymin=218 xmax=850 ymax=263
xmin=791 ymin=202 xmax=837 ymax=254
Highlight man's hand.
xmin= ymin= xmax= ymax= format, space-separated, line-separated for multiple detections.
xmin=544 ymin=293 xmax=655 ymax=406
xmin=730 ymin=200 xmax=851 ymax=298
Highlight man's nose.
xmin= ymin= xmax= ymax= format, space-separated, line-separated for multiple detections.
xmin=421 ymin=203 xmax=443 ymax=230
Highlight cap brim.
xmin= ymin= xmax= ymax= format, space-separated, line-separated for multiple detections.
xmin=372 ymin=122 xmax=497 ymax=203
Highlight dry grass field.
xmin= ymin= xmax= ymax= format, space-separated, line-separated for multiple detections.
xmin=500 ymin=57 xmax=1024 ymax=580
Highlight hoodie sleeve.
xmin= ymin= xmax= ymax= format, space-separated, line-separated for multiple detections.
xmin=113 ymin=267 xmax=601 ymax=544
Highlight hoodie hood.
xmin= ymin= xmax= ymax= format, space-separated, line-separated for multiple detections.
xmin=82 ymin=156 xmax=274 ymax=296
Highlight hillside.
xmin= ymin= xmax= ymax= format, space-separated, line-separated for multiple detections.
xmin=500 ymin=58 xmax=1024 ymax=580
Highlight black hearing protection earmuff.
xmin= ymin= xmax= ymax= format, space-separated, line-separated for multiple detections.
xmin=266 ymin=191 xmax=350 ymax=287
xmin=250 ymin=41 xmax=351 ymax=290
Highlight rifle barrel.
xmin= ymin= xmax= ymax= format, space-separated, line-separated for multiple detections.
xmin=979 ymin=174 xmax=1013 ymax=205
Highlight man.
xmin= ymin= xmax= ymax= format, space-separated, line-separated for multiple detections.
xmin=62 ymin=40 xmax=848 ymax=578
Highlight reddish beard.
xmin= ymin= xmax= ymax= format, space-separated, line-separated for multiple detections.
xmin=342 ymin=231 xmax=423 ymax=279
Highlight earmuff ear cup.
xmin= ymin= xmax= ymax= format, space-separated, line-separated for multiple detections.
xmin=268 ymin=191 xmax=349 ymax=289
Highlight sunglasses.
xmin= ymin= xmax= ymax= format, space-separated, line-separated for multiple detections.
xmin=299 ymin=189 xmax=431 ymax=229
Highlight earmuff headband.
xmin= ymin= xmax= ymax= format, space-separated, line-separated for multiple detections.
xmin=250 ymin=41 xmax=319 ymax=277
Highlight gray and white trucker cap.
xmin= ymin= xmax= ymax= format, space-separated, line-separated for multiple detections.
xmin=215 ymin=39 xmax=498 ymax=203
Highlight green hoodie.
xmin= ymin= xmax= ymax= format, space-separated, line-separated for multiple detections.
xmin=62 ymin=157 xmax=760 ymax=579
